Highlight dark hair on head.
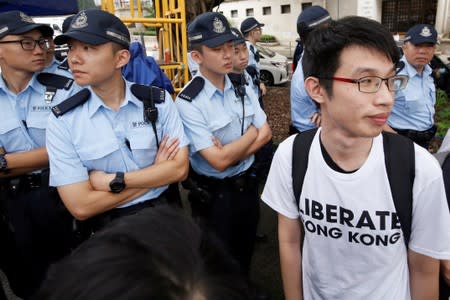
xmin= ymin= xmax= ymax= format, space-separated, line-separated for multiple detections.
xmin=302 ymin=16 xmax=400 ymax=95
xmin=189 ymin=43 xmax=203 ymax=54
xmin=36 ymin=206 xmax=250 ymax=300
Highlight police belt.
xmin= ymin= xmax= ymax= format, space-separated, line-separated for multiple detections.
xmin=393 ymin=125 xmax=437 ymax=144
xmin=192 ymin=167 xmax=255 ymax=191
xmin=0 ymin=169 xmax=50 ymax=192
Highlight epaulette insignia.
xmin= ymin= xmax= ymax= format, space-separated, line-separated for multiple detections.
xmin=130 ymin=84 xmax=166 ymax=104
xmin=37 ymin=72 xmax=74 ymax=104
xmin=51 ymin=88 xmax=90 ymax=118
xmin=178 ymin=77 xmax=204 ymax=102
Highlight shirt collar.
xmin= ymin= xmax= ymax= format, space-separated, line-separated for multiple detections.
xmin=197 ymin=70 xmax=234 ymax=100
xmin=401 ymin=55 xmax=432 ymax=77
xmin=87 ymin=79 xmax=139 ymax=118
xmin=0 ymin=73 xmax=43 ymax=95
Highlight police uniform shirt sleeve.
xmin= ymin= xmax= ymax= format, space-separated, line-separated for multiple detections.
xmin=290 ymin=56 xmax=319 ymax=132
xmin=261 ymin=135 xmax=300 ymax=219
xmin=246 ymin=41 xmax=259 ymax=70
xmin=46 ymin=112 xmax=89 ymax=187
xmin=246 ymin=83 xmax=267 ymax=128
xmin=408 ymin=145 xmax=450 ymax=259
xmin=156 ymin=90 xmax=190 ymax=148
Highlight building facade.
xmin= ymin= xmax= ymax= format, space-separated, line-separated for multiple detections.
xmin=217 ymin=0 xmax=450 ymax=46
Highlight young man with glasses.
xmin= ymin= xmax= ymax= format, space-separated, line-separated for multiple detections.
xmin=262 ymin=16 xmax=450 ymax=300
xmin=0 ymin=10 xmax=80 ymax=298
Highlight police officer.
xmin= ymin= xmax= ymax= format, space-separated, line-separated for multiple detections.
xmin=47 ymin=9 xmax=189 ymax=233
xmin=388 ymin=24 xmax=438 ymax=149
xmin=290 ymin=5 xmax=331 ymax=134
xmin=176 ymin=12 xmax=272 ymax=279
xmin=241 ymin=17 xmax=267 ymax=99
xmin=0 ymin=10 xmax=80 ymax=298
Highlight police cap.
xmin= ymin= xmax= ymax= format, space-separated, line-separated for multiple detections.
xmin=54 ymin=9 xmax=130 ymax=48
xmin=240 ymin=17 xmax=264 ymax=34
xmin=0 ymin=10 xmax=53 ymax=39
xmin=404 ymin=24 xmax=438 ymax=45
xmin=188 ymin=12 xmax=235 ymax=48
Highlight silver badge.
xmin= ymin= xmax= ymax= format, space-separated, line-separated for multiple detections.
xmin=71 ymin=11 xmax=88 ymax=29
xmin=420 ymin=26 xmax=432 ymax=37
xmin=212 ymin=17 xmax=226 ymax=34
xmin=20 ymin=12 xmax=34 ymax=24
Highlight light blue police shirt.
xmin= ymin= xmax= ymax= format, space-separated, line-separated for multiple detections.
xmin=245 ymin=69 xmax=260 ymax=99
xmin=290 ymin=54 xmax=319 ymax=132
xmin=42 ymin=58 xmax=72 ymax=77
xmin=0 ymin=72 xmax=79 ymax=152
xmin=175 ymin=72 xmax=267 ymax=178
xmin=246 ymin=41 xmax=260 ymax=72
xmin=47 ymin=80 xmax=189 ymax=207
xmin=388 ymin=55 xmax=436 ymax=131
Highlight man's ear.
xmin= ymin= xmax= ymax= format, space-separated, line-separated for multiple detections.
xmin=304 ymin=76 xmax=326 ymax=104
xmin=115 ymin=49 xmax=131 ymax=69
xmin=191 ymin=49 xmax=203 ymax=64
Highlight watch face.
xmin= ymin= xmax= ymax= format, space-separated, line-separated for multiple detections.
xmin=110 ymin=172 xmax=125 ymax=193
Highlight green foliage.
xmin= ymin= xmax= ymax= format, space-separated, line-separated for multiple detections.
xmin=260 ymin=34 xmax=277 ymax=42
xmin=435 ymin=89 xmax=450 ymax=138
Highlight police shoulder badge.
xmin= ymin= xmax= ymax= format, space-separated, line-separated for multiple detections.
xmin=71 ymin=11 xmax=88 ymax=29
xmin=20 ymin=12 xmax=34 ymax=23
xmin=420 ymin=26 xmax=431 ymax=37
xmin=212 ymin=17 xmax=226 ymax=33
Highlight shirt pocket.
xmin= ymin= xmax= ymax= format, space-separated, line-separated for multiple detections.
xmin=0 ymin=118 xmax=20 ymax=135
xmin=127 ymin=130 xmax=157 ymax=168
xmin=208 ymin=114 xmax=233 ymax=144
xmin=76 ymin=138 xmax=118 ymax=171
xmin=402 ymin=89 xmax=429 ymax=114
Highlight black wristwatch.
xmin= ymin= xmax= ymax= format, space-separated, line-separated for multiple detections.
xmin=109 ymin=172 xmax=126 ymax=193
xmin=0 ymin=154 xmax=8 ymax=172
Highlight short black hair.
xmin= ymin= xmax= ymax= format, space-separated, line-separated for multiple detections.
xmin=302 ymin=16 xmax=400 ymax=95
xmin=36 ymin=207 xmax=250 ymax=300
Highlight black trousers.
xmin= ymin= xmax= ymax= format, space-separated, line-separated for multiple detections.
xmin=189 ymin=172 xmax=260 ymax=274
xmin=1 ymin=175 xmax=73 ymax=298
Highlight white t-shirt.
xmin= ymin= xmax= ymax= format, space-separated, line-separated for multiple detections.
xmin=262 ymin=129 xmax=450 ymax=300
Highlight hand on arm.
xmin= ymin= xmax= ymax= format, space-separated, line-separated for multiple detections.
xmin=89 ymin=140 xmax=188 ymax=191
xmin=408 ymin=249 xmax=440 ymax=300
xmin=199 ymin=125 xmax=258 ymax=172
xmin=278 ymin=213 xmax=303 ymax=300
xmin=242 ymin=122 xmax=272 ymax=157
xmin=259 ymin=82 xmax=267 ymax=96
xmin=310 ymin=112 xmax=321 ymax=128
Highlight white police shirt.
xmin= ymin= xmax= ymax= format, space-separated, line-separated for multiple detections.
xmin=175 ymin=72 xmax=267 ymax=178
xmin=388 ymin=55 xmax=436 ymax=131
xmin=46 ymin=80 xmax=189 ymax=207
xmin=262 ymin=129 xmax=450 ymax=299
xmin=0 ymin=72 xmax=79 ymax=152
xmin=246 ymin=41 xmax=260 ymax=72
xmin=290 ymin=54 xmax=320 ymax=132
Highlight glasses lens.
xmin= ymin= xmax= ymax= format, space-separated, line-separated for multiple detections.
xmin=358 ymin=76 xmax=382 ymax=93
xmin=21 ymin=38 xmax=35 ymax=50
xmin=388 ymin=75 xmax=408 ymax=91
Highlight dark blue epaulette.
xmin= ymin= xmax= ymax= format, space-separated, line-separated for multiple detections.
xmin=178 ymin=77 xmax=204 ymax=102
xmin=58 ymin=59 xmax=69 ymax=70
xmin=51 ymin=88 xmax=90 ymax=118
xmin=37 ymin=72 xmax=74 ymax=90
xmin=37 ymin=72 xmax=74 ymax=104
xmin=130 ymin=84 xmax=165 ymax=104
xmin=246 ymin=65 xmax=258 ymax=77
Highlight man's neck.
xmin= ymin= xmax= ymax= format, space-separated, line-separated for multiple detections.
xmin=199 ymin=66 xmax=226 ymax=90
xmin=0 ymin=66 xmax=34 ymax=94
xmin=91 ymin=73 xmax=126 ymax=112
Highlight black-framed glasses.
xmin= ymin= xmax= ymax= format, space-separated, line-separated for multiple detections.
xmin=319 ymin=75 xmax=409 ymax=93
xmin=0 ymin=37 xmax=50 ymax=51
